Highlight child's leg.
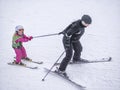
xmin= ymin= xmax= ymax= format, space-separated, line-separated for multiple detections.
xmin=14 ymin=48 xmax=22 ymax=63
xmin=21 ymin=46 xmax=27 ymax=58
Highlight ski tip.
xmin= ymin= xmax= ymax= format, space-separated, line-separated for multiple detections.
xmin=28 ymin=67 xmax=38 ymax=69
xmin=32 ymin=61 xmax=43 ymax=64
xmin=8 ymin=62 xmax=14 ymax=65
xmin=82 ymin=86 xmax=86 ymax=88
xmin=32 ymin=67 xmax=38 ymax=69
xmin=109 ymin=57 xmax=112 ymax=61
xmin=7 ymin=62 xmax=11 ymax=64
xmin=39 ymin=62 xmax=43 ymax=64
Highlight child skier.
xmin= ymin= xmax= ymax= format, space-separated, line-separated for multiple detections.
xmin=56 ymin=15 xmax=92 ymax=76
xmin=12 ymin=25 xmax=33 ymax=65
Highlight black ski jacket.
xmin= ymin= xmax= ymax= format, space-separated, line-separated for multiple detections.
xmin=62 ymin=20 xmax=85 ymax=42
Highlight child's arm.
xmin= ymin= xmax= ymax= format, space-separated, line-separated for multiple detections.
xmin=23 ymin=34 xmax=29 ymax=39
xmin=15 ymin=35 xmax=33 ymax=43
xmin=15 ymin=37 xmax=29 ymax=43
xmin=23 ymin=34 xmax=33 ymax=40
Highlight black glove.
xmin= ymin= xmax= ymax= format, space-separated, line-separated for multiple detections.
xmin=58 ymin=31 xmax=65 ymax=35
xmin=59 ymin=32 xmax=63 ymax=35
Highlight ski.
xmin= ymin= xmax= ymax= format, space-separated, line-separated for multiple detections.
xmin=14 ymin=57 xmax=43 ymax=65
xmin=8 ymin=62 xmax=38 ymax=69
xmin=55 ymin=57 xmax=112 ymax=65
xmin=44 ymin=68 xmax=85 ymax=89
xmin=23 ymin=59 xmax=43 ymax=64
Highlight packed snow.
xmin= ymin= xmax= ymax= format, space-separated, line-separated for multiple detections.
xmin=0 ymin=0 xmax=120 ymax=90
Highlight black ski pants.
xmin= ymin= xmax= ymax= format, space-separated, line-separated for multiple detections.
xmin=59 ymin=38 xmax=83 ymax=71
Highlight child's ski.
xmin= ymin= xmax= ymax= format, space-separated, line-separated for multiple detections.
xmin=14 ymin=57 xmax=43 ymax=65
xmin=8 ymin=62 xmax=38 ymax=69
xmin=22 ymin=59 xmax=43 ymax=64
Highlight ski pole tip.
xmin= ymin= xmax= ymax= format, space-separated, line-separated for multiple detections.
xmin=42 ymin=79 xmax=45 ymax=81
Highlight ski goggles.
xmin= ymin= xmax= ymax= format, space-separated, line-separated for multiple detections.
xmin=18 ymin=29 xmax=24 ymax=31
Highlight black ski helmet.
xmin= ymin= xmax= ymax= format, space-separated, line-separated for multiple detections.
xmin=81 ymin=15 xmax=92 ymax=24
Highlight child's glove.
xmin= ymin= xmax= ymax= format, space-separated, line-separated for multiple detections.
xmin=15 ymin=39 xmax=19 ymax=43
xmin=28 ymin=36 xmax=33 ymax=41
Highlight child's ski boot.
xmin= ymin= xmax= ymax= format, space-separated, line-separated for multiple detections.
xmin=12 ymin=60 xmax=26 ymax=66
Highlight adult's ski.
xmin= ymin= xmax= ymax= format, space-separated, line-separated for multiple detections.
xmin=14 ymin=57 xmax=43 ymax=65
xmin=55 ymin=57 xmax=112 ymax=65
xmin=8 ymin=62 xmax=38 ymax=69
xmin=44 ymin=68 xmax=85 ymax=90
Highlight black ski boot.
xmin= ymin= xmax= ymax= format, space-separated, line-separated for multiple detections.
xmin=73 ymin=58 xmax=89 ymax=63
xmin=55 ymin=67 xmax=69 ymax=78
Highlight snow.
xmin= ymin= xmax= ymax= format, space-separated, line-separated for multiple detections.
xmin=0 ymin=0 xmax=120 ymax=90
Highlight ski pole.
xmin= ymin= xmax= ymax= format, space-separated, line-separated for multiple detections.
xmin=33 ymin=33 xmax=59 ymax=38
xmin=42 ymin=51 xmax=65 ymax=81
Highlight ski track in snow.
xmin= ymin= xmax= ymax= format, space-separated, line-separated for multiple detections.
xmin=0 ymin=0 xmax=120 ymax=90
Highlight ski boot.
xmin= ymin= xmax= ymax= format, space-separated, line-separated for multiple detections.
xmin=23 ymin=57 xmax=32 ymax=61
xmin=12 ymin=60 xmax=26 ymax=66
xmin=19 ymin=62 xmax=26 ymax=66
xmin=73 ymin=58 xmax=89 ymax=63
xmin=12 ymin=60 xmax=18 ymax=64
xmin=55 ymin=67 xmax=69 ymax=78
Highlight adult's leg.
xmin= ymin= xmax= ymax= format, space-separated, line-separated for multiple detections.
xmin=59 ymin=47 xmax=73 ymax=71
xmin=72 ymin=41 xmax=83 ymax=61
xmin=59 ymin=37 xmax=73 ymax=71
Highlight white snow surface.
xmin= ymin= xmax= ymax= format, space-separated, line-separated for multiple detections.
xmin=0 ymin=0 xmax=120 ymax=90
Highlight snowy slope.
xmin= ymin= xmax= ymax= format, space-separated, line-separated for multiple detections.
xmin=0 ymin=0 xmax=120 ymax=90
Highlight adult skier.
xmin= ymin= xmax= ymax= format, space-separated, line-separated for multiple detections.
xmin=56 ymin=15 xmax=92 ymax=76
